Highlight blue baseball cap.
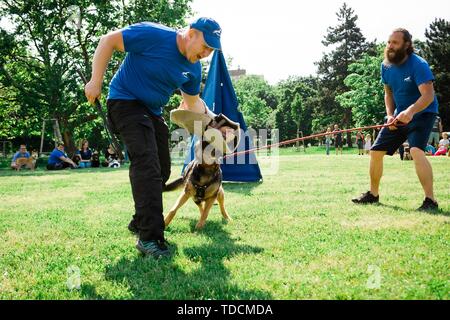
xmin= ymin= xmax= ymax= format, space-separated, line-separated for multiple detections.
xmin=190 ymin=17 xmax=222 ymax=50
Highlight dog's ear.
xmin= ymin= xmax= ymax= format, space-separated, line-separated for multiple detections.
xmin=208 ymin=113 xmax=239 ymax=131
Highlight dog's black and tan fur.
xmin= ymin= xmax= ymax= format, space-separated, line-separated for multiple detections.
xmin=163 ymin=140 xmax=231 ymax=230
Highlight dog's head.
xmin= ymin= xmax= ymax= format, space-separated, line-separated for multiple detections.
xmin=170 ymin=109 xmax=241 ymax=156
xmin=204 ymin=114 xmax=240 ymax=155
xmin=92 ymin=151 xmax=99 ymax=161
xmin=71 ymin=154 xmax=80 ymax=165
xmin=31 ymin=151 xmax=38 ymax=160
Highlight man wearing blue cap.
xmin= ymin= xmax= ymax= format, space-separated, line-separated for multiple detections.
xmin=84 ymin=17 xmax=222 ymax=258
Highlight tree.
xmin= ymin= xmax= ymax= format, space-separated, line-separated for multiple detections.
xmin=269 ymin=76 xmax=317 ymax=142
xmin=315 ymin=2 xmax=376 ymax=146
xmin=423 ymin=18 xmax=450 ymax=131
xmin=233 ymin=75 xmax=276 ymax=130
xmin=336 ymin=45 xmax=385 ymax=128
xmin=0 ymin=0 xmax=192 ymax=154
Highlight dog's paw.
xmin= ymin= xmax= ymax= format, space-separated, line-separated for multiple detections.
xmin=195 ymin=221 xmax=205 ymax=230
xmin=222 ymin=217 xmax=232 ymax=224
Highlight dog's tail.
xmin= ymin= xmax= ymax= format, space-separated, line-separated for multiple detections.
xmin=163 ymin=177 xmax=184 ymax=192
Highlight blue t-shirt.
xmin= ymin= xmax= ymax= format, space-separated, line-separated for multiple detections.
xmin=381 ymin=54 xmax=438 ymax=116
xmin=108 ymin=22 xmax=202 ymax=116
xmin=12 ymin=151 xmax=30 ymax=162
xmin=425 ymin=145 xmax=436 ymax=154
xmin=76 ymin=149 xmax=92 ymax=160
xmin=48 ymin=149 xmax=66 ymax=165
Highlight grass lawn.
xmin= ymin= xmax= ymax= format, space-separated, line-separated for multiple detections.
xmin=0 ymin=148 xmax=448 ymax=299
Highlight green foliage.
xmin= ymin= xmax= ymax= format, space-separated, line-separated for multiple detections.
xmin=314 ymin=2 xmax=376 ymax=142
xmin=270 ymin=76 xmax=318 ymax=141
xmin=336 ymin=45 xmax=385 ymax=127
xmin=423 ymin=18 xmax=450 ymax=130
xmin=233 ymin=75 xmax=276 ymax=129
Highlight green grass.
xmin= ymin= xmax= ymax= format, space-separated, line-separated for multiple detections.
xmin=0 ymin=150 xmax=449 ymax=299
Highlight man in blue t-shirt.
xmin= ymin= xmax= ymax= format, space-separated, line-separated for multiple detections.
xmin=84 ymin=17 xmax=222 ymax=258
xmin=352 ymin=28 xmax=439 ymax=211
xmin=11 ymin=144 xmax=30 ymax=170
xmin=47 ymin=142 xmax=78 ymax=170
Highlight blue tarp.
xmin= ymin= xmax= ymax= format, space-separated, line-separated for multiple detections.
xmin=183 ymin=51 xmax=262 ymax=182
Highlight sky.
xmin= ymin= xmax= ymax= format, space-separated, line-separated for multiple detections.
xmin=190 ymin=0 xmax=450 ymax=84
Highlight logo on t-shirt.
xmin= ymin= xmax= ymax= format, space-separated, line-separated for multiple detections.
xmin=182 ymin=72 xmax=190 ymax=79
xmin=404 ymin=76 xmax=412 ymax=82
xmin=213 ymin=29 xmax=222 ymax=36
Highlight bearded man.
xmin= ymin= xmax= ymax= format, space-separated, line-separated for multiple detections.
xmin=352 ymin=28 xmax=439 ymax=211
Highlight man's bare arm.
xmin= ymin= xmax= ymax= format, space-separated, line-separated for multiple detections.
xmin=396 ymin=81 xmax=435 ymax=124
xmin=384 ymin=85 xmax=395 ymax=118
xmin=85 ymin=30 xmax=124 ymax=104
xmin=179 ymin=91 xmax=216 ymax=118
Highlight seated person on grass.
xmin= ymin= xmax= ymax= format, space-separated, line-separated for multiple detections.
xmin=10 ymin=144 xmax=30 ymax=170
xmin=75 ymin=139 xmax=93 ymax=168
xmin=425 ymin=143 xmax=436 ymax=155
xmin=434 ymin=132 xmax=449 ymax=156
xmin=46 ymin=142 xmax=78 ymax=170
xmin=102 ymin=144 xmax=121 ymax=168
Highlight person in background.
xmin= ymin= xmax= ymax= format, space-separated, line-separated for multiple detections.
xmin=434 ymin=132 xmax=449 ymax=156
xmin=356 ymin=130 xmax=364 ymax=155
xmin=102 ymin=144 xmax=120 ymax=167
xmin=10 ymin=144 xmax=30 ymax=170
xmin=75 ymin=139 xmax=93 ymax=168
xmin=325 ymin=127 xmax=332 ymax=156
xmin=364 ymin=134 xmax=372 ymax=155
xmin=427 ymin=115 xmax=442 ymax=148
xmin=424 ymin=143 xmax=436 ymax=155
xmin=333 ymin=124 xmax=343 ymax=155
xmin=47 ymin=142 xmax=78 ymax=170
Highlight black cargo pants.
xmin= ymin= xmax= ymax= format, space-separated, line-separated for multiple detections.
xmin=107 ymin=99 xmax=171 ymax=241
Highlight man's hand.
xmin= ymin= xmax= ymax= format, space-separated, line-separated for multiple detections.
xmin=386 ymin=115 xmax=397 ymax=130
xmin=84 ymin=80 xmax=102 ymax=105
xmin=395 ymin=108 xmax=414 ymax=125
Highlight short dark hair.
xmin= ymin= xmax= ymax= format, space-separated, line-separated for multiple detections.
xmin=392 ymin=28 xmax=414 ymax=55
xmin=57 ymin=142 xmax=65 ymax=147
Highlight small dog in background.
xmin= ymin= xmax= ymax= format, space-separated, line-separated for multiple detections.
xmin=15 ymin=151 xmax=38 ymax=171
xmin=71 ymin=154 xmax=81 ymax=166
xmin=91 ymin=151 xmax=100 ymax=167
xmin=403 ymin=143 xmax=413 ymax=160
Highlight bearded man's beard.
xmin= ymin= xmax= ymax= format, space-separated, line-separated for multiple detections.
xmin=384 ymin=45 xmax=409 ymax=65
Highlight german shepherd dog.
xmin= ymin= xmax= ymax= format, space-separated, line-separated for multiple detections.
xmin=163 ymin=140 xmax=231 ymax=230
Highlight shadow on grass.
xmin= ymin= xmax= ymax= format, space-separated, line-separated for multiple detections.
xmin=376 ymin=203 xmax=450 ymax=217
xmin=377 ymin=203 xmax=449 ymax=217
xmin=376 ymin=203 xmax=406 ymax=211
xmin=84 ymin=220 xmax=271 ymax=300
xmin=222 ymin=181 xmax=263 ymax=195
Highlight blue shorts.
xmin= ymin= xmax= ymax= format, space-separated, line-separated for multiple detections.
xmin=371 ymin=112 xmax=437 ymax=156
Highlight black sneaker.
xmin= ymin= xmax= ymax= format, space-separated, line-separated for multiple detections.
xmin=418 ymin=198 xmax=438 ymax=211
xmin=128 ymin=220 xmax=139 ymax=235
xmin=352 ymin=191 xmax=379 ymax=204
xmin=136 ymin=239 xmax=171 ymax=258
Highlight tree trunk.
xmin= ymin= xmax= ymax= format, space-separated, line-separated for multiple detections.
xmin=63 ymin=129 xmax=77 ymax=156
